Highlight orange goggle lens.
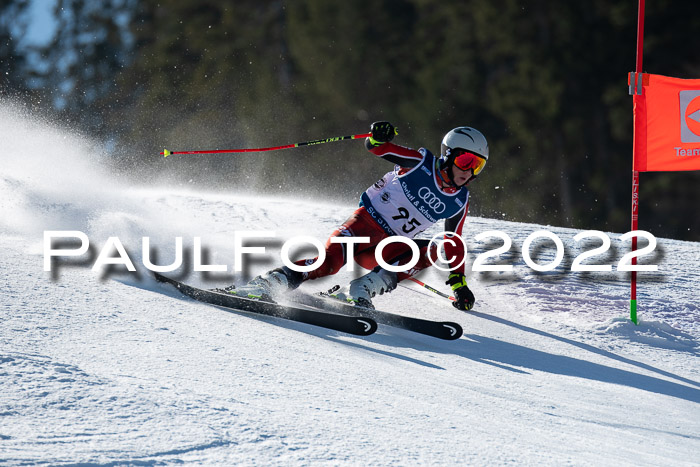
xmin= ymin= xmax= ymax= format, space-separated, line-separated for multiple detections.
xmin=453 ymin=151 xmax=487 ymax=175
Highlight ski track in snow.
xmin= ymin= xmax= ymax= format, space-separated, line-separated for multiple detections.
xmin=1 ymin=105 xmax=699 ymax=465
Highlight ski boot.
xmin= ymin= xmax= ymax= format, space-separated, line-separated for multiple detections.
xmin=330 ymin=269 xmax=397 ymax=309
xmin=224 ymin=267 xmax=303 ymax=301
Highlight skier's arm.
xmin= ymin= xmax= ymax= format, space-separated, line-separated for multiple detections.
xmin=366 ymin=141 xmax=424 ymax=168
xmin=365 ymin=121 xmax=424 ymax=168
xmin=444 ymin=204 xmax=476 ymax=311
xmin=443 ymin=203 xmax=469 ymax=274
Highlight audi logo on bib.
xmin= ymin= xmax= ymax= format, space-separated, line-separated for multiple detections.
xmin=418 ymin=187 xmax=446 ymax=214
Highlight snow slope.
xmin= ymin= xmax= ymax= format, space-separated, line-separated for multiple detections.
xmin=1 ymin=104 xmax=699 ymax=465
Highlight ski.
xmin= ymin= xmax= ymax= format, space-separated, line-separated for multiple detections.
xmin=153 ymin=272 xmax=377 ymax=337
xmin=289 ymin=290 xmax=463 ymax=341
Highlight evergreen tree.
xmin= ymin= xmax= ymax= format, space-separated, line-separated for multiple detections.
xmin=28 ymin=0 xmax=134 ymax=130
xmin=0 ymin=0 xmax=31 ymax=97
xmin=6 ymin=0 xmax=698 ymax=239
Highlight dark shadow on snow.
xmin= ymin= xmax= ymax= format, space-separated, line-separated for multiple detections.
xmin=468 ymin=312 xmax=700 ymax=388
xmin=120 ymin=277 xmax=700 ymax=404
xmin=336 ymin=312 xmax=700 ymax=404
xmin=325 ymin=336 xmax=445 ymax=370
xmin=453 ymin=332 xmax=700 ymax=404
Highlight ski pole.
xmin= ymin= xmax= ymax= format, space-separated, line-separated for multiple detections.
xmin=161 ymin=132 xmax=372 ymax=157
xmin=406 ymin=277 xmax=456 ymax=302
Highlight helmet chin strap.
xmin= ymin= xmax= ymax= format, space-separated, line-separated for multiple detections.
xmin=437 ymin=163 xmax=455 ymax=187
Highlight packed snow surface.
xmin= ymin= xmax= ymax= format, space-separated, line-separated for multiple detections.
xmin=1 ymin=105 xmax=699 ymax=465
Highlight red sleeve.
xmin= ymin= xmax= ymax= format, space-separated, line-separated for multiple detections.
xmin=366 ymin=141 xmax=425 ymax=168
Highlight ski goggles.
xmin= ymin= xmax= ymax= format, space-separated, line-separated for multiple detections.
xmin=453 ymin=150 xmax=487 ymax=175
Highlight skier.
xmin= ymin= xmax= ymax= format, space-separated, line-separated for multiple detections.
xmin=232 ymin=121 xmax=488 ymax=311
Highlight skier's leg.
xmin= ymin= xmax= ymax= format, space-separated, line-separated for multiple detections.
xmin=231 ymin=207 xmax=386 ymax=299
xmin=395 ymin=239 xmax=437 ymax=282
xmin=226 ymin=265 xmax=304 ymax=300
xmin=290 ymin=206 xmax=388 ymax=281
xmin=330 ymin=239 xmax=437 ymax=308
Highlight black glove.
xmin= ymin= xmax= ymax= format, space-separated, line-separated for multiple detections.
xmin=446 ymin=273 xmax=475 ymax=311
xmin=368 ymin=121 xmax=397 ymax=146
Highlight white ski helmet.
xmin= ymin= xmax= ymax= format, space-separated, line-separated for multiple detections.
xmin=440 ymin=127 xmax=489 ymax=176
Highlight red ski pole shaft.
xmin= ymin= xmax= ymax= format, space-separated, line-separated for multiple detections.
xmin=407 ymin=277 xmax=456 ymax=302
xmin=160 ymin=132 xmax=372 ymax=157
